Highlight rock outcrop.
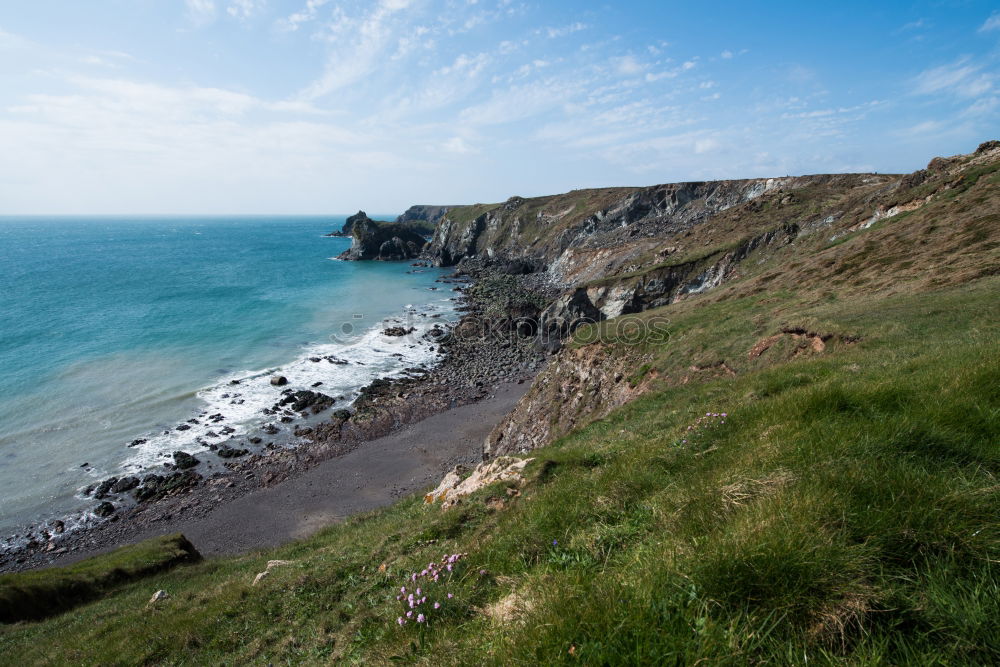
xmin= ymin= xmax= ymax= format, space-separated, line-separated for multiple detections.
xmin=337 ymin=214 xmax=428 ymax=261
xmin=396 ymin=205 xmax=452 ymax=228
xmin=326 ymin=210 xmax=371 ymax=237
xmin=424 ymin=457 xmax=534 ymax=509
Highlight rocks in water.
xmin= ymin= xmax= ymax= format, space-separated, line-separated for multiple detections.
xmin=270 ymin=376 xmax=288 ymax=386
xmin=133 ymin=470 xmax=202 ymax=503
xmin=336 ymin=214 xmax=428 ymax=261
xmin=110 ymin=476 xmax=140 ymax=494
xmin=262 ymin=424 xmax=279 ymax=435
xmin=326 ymin=210 xmax=368 ymax=237
xmin=93 ymin=501 xmax=116 ymax=518
xmin=129 ymin=438 xmax=147 ymax=447
xmin=175 ymin=423 xmax=191 ymax=431
xmin=216 ymin=445 xmax=249 ymax=459
xmin=382 ymin=326 xmax=415 ymax=337
xmin=311 ymin=381 xmax=323 ymax=387
xmin=248 ymin=436 xmax=262 ymax=444
xmin=93 ymin=478 xmax=118 ymax=500
xmin=173 ymin=451 xmax=199 ymax=470
xmin=277 ymin=389 xmax=335 ymax=414
xmin=52 ymin=520 xmax=65 ymax=534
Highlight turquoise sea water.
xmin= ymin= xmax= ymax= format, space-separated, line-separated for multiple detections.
xmin=0 ymin=216 xmax=454 ymax=539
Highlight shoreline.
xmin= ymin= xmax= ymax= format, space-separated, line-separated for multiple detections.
xmin=35 ymin=380 xmax=532 ymax=567
xmin=0 ymin=267 xmax=549 ymax=573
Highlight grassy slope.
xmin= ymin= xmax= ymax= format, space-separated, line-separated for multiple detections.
xmin=1 ymin=275 xmax=996 ymax=665
xmin=0 ymin=535 xmax=199 ymax=624
xmin=2 ymin=152 xmax=998 ymax=664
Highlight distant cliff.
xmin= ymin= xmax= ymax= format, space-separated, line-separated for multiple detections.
xmin=337 ymin=214 xmax=428 ymax=261
xmin=396 ymin=205 xmax=453 ymax=228
xmin=326 ymin=210 xmax=370 ymax=237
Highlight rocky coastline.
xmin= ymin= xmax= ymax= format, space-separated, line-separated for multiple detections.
xmin=0 ymin=263 xmax=554 ymax=574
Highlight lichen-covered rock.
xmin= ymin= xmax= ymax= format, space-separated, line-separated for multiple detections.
xmin=424 ymin=457 xmax=534 ymax=508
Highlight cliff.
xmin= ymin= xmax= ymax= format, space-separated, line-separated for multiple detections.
xmin=336 ymin=215 xmax=429 ymax=261
xmin=329 ymin=210 xmax=437 ymax=238
xmin=325 ymin=210 xmax=370 ymax=237
xmin=396 ymin=204 xmax=453 ymax=228
xmin=485 ymin=140 xmax=1000 ymax=458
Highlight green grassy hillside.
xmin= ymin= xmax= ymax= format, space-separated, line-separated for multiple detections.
xmin=1 ymin=273 xmax=996 ymax=664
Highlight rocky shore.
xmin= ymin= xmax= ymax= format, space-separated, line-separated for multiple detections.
xmin=0 ymin=264 xmax=553 ymax=573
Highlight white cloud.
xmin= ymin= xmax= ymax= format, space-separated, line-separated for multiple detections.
xmin=185 ymin=0 xmax=217 ymax=24
xmin=913 ymin=59 xmax=994 ymax=98
xmin=460 ymin=77 xmax=584 ymax=126
xmin=545 ymin=22 xmax=587 ymax=39
xmin=227 ymin=0 xmax=265 ymax=20
xmin=720 ymin=50 xmax=733 ymax=59
xmin=896 ymin=19 xmax=926 ymax=33
xmin=299 ymin=0 xmax=417 ymax=99
xmin=614 ymin=55 xmax=645 ymax=76
xmin=436 ymin=52 xmax=491 ymax=78
xmin=979 ymin=12 xmax=1000 ymax=32
xmin=443 ymin=136 xmax=477 ymax=154
xmin=276 ymin=0 xmax=330 ymax=32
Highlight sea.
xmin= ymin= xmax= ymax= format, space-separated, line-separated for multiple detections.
xmin=0 ymin=216 xmax=456 ymax=543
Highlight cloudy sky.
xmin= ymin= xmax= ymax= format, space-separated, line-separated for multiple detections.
xmin=1 ymin=0 xmax=999 ymax=214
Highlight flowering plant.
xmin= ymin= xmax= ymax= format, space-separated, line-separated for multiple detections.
xmin=676 ymin=412 xmax=728 ymax=446
xmin=394 ymin=552 xmax=467 ymax=628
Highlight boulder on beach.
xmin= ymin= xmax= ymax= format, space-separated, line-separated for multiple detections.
xmin=216 ymin=445 xmax=249 ymax=459
xmin=110 ymin=476 xmax=140 ymax=494
xmin=173 ymin=451 xmax=199 ymax=470
xmin=270 ymin=375 xmax=288 ymax=386
xmin=93 ymin=501 xmax=116 ymax=518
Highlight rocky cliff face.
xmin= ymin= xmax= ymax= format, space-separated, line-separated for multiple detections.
xmin=397 ymin=205 xmax=453 ymax=226
xmin=424 ymin=179 xmax=807 ymax=273
xmin=326 ymin=210 xmax=369 ymax=237
xmin=476 ymin=141 xmax=1000 ymax=460
xmin=337 ymin=216 xmax=428 ymax=261
xmin=485 ymin=343 xmax=655 ymax=458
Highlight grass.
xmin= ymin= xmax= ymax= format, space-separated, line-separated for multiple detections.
xmin=0 ymin=534 xmax=199 ymax=624
xmin=1 ymin=275 xmax=997 ymax=665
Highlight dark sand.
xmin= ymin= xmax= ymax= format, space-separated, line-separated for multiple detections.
xmin=48 ymin=381 xmax=529 ymax=565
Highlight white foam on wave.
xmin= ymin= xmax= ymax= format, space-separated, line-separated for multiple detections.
xmin=119 ymin=296 xmax=458 ymax=472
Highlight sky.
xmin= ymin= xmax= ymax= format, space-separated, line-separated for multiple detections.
xmin=1 ymin=1 xmax=999 ymax=214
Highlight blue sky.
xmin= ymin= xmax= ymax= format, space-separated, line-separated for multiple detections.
xmin=1 ymin=1 xmax=998 ymax=214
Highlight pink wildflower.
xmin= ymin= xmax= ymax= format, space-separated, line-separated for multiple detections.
xmin=397 ymin=617 xmax=405 ymax=626
xmin=434 ymin=602 xmax=441 ymax=609
xmin=447 ymin=593 xmax=454 ymax=599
